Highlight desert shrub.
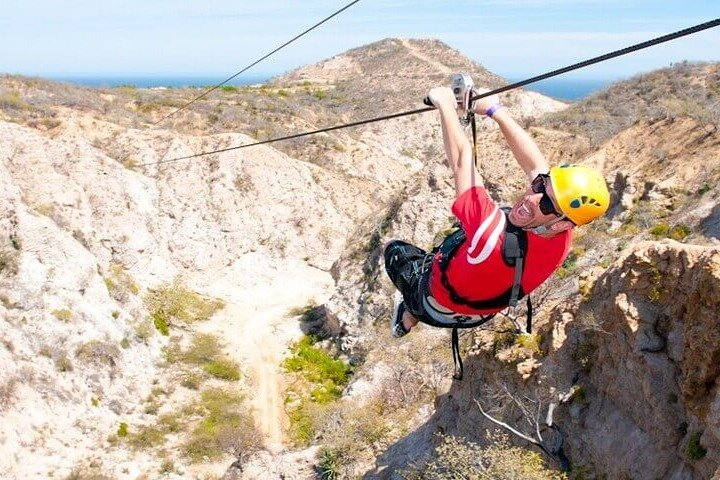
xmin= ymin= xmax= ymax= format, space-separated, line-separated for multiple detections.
xmin=555 ymin=247 xmax=585 ymax=279
xmin=134 ymin=318 xmax=154 ymax=342
xmin=183 ymin=388 xmax=260 ymax=462
xmin=284 ymin=335 xmax=352 ymax=444
xmin=686 ymin=432 xmax=707 ymax=460
xmin=492 ymin=320 xmax=517 ymax=354
xmin=181 ymin=372 xmax=203 ymax=390
xmin=64 ymin=466 xmax=113 ymax=480
xmin=153 ymin=315 xmax=170 ymax=336
xmin=515 ymin=333 xmax=542 ymax=355
xmin=33 ymin=203 xmax=55 ymax=216
xmin=697 ymin=182 xmax=711 ymax=195
xmin=55 ymin=354 xmax=73 ymax=372
xmin=104 ymin=263 xmax=139 ymax=302
xmin=313 ymin=398 xmax=394 ymax=478
xmin=317 ymin=447 xmax=347 ymax=480
xmin=75 ymin=340 xmax=121 ymax=367
xmin=404 ymin=433 xmax=566 ymax=479
xmin=144 ymin=280 xmax=224 ymax=332
xmin=170 ymin=334 xmax=221 ymax=364
xmin=128 ymin=425 xmax=166 ymax=449
xmin=0 ymin=248 xmax=20 ymax=275
xmin=572 ymin=340 xmax=597 ymax=374
xmin=203 ymin=359 xmax=241 ymax=381
xmin=284 ymin=335 xmax=351 ymax=397
xmin=117 ymin=422 xmax=129 ymax=437
xmin=363 ymin=196 xmax=402 ymax=254
xmin=0 ymin=377 xmax=18 ymax=410
xmin=52 ymin=308 xmax=72 ymax=321
xmin=0 ymin=91 xmax=30 ymax=111
xmin=649 ymin=222 xmax=691 ymax=241
xmin=539 ymin=62 xmax=720 ymax=146
xmin=166 ymin=334 xmax=240 ymax=382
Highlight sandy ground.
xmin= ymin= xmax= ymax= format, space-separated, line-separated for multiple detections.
xmin=198 ymin=254 xmax=335 ymax=452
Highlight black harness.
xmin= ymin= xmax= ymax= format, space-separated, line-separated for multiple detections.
xmin=432 ymin=208 xmax=533 ymax=379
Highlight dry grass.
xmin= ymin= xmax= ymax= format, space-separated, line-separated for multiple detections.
xmin=539 ymin=62 xmax=720 ymax=147
xmin=402 ymin=433 xmax=566 ymax=479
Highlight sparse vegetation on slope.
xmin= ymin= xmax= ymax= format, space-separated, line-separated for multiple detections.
xmin=403 ymin=433 xmax=566 ymax=479
xmin=283 ymin=334 xmax=352 ymax=444
xmin=144 ymin=279 xmax=225 ymax=335
xmin=540 ymin=62 xmax=719 ymax=147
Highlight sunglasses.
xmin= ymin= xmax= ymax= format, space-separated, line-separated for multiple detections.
xmin=530 ymin=174 xmax=563 ymax=217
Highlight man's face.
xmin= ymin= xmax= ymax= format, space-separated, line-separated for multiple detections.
xmin=508 ymin=175 xmax=564 ymax=229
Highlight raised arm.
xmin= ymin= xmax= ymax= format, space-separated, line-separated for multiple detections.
xmin=427 ymin=86 xmax=479 ymax=197
xmin=473 ymin=92 xmax=549 ymax=181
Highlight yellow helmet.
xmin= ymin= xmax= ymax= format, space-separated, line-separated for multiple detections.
xmin=549 ymin=164 xmax=610 ymax=225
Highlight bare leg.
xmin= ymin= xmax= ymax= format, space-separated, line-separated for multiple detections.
xmin=402 ymin=311 xmax=419 ymax=332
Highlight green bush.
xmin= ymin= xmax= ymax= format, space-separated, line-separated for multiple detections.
xmin=152 ymin=314 xmax=170 ymax=336
xmin=686 ymin=432 xmax=707 ymax=460
xmin=317 ymin=448 xmax=345 ymax=480
xmin=287 ymin=398 xmax=321 ymax=444
xmin=284 ymin=336 xmax=352 ymax=444
xmin=284 ymin=335 xmax=350 ymax=390
xmin=649 ymin=222 xmax=691 ymax=241
xmin=117 ymin=422 xmax=129 ymax=437
xmin=203 ymin=359 xmax=241 ymax=381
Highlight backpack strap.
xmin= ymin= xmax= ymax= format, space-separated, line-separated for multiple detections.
xmin=501 ymin=213 xmax=528 ymax=308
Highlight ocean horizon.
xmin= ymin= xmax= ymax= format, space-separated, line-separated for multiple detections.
xmin=47 ymin=74 xmax=273 ymax=89
xmin=46 ymin=74 xmax=614 ymax=101
xmin=515 ymin=77 xmax=615 ymax=101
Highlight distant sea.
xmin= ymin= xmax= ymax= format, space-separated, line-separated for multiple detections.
xmin=47 ymin=74 xmax=273 ymax=89
xmin=49 ymin=75 xmax=614 ymax=101
xmin=510 ymin=77 xmax=615 ymax=101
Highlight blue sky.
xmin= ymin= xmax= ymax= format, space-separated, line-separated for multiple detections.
xmin=1 ymin=1 xmax=718 ymax=82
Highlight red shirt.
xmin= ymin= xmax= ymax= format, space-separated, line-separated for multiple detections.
xmin=429 ymin=186 xmax=572 ymax=315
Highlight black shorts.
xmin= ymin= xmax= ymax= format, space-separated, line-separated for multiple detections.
xmin=383 ymin=240 xmax=433 ymax=320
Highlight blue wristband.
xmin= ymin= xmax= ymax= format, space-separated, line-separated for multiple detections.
xmin=485 ymin=103 xmax=502 ymax=118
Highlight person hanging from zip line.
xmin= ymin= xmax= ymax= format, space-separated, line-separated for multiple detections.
xmin=384 ymin=85 xmax=610 ymax=339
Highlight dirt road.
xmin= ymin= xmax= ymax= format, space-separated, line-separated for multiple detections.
xmin=199 ymin=255 xmax=334 ymax=451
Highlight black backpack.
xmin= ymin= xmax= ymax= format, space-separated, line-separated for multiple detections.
xmin=433 ymin=207 xmax=533 ymax=379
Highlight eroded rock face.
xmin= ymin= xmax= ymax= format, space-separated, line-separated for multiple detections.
xmin=412 ymin=241 xmax=720 ymax=479
xmin=557 ymin=241 xmax=720 ymax=478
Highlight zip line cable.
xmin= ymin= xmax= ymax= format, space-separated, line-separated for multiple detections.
xmin=144 ymin=17 xmax=720 ymax=167
xmin=152 ymin=0 xmax=361 ymax=127
xmin=469 ymin=18 xmax=720 ymax=101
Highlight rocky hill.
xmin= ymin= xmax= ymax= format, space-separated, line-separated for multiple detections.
xmin=1 ymin=40 xmax=719 ymax=480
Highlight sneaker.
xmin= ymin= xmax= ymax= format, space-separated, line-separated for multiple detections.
xmin=391 ymin=294 xmax=410 ymax=338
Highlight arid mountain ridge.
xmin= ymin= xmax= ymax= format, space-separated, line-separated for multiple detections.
xmin=0 ymin=38 xmax=719 ymax=479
